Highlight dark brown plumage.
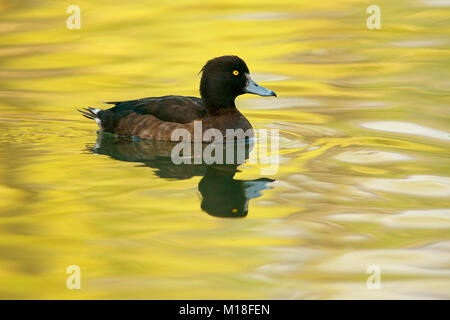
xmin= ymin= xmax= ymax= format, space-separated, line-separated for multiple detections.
xmin=79 ymin=55 xmax=276 ymax=141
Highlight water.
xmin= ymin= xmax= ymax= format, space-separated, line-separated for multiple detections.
xmin=0 ymin=0 xmax=449 ymax=299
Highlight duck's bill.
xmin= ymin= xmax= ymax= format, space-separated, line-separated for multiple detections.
xmin=244 ymin=74 xmax=277 ymax=97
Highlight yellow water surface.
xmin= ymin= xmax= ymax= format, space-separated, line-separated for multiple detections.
xmin=0 ymin=0 xmax=449 ymax=299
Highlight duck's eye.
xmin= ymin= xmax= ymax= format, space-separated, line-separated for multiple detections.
xmin=233 ymin=70 xmax=239 ymax=76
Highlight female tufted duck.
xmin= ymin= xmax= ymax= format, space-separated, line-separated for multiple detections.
xmin=79 ymin=55 xmax=276 ymax=141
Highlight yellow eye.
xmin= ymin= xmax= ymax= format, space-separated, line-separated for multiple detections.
xmin=233 ymin=70 xmax=239 ymax=76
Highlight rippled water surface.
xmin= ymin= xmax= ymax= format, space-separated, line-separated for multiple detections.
xmin=0 ymin=0 xmax=449 ymax=299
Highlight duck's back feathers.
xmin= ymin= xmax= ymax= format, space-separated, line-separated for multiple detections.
xmin=80 ymin=95 xmax=211 ymax=141
xmin=105 ymin=95 xmax=206 ymax=124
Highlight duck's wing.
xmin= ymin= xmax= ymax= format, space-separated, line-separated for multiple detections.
xmin=105 ymin=95 xmax=207 ymax=124
xmin=79 ymin=95 xmax=208 ymax=141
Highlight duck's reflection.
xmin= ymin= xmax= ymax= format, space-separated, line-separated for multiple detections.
xmin=87 ymin=133 xmax=274 ymax=218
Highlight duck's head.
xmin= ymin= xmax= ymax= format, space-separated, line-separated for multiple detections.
xmin=200 ymin=55 xmax=276 ymax=109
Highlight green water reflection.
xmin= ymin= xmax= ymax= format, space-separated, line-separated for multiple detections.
xmin=89 ymin=133 xmax=274 ymax=218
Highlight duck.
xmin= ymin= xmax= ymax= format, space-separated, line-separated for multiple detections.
xmin=78 ymin=55 xmax=276 ymax=141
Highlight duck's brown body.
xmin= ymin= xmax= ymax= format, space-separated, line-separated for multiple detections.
xmin=92 ymin=95 xmax=252 ymax=141
xmin=79 ymin=56 xmax=275 ymax=142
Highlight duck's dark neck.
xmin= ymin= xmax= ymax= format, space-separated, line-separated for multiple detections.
xmin=201 ymin=94 xmax=237 ymax=115
xmin=200 ymin=74 xmax=239 ymax=114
